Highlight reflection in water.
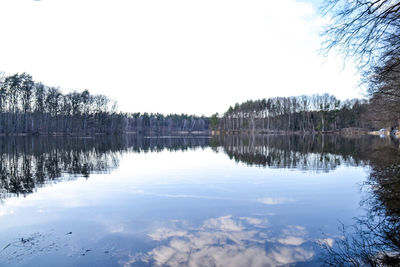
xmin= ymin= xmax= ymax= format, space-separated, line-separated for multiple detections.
xmin=0 ymin=134 xmax=393 ymax=200
xmin=212 ymin=134 xmax=390 ymax=171
xmin=123 ymin=216 xmax=315 ymax=267
xmin=321 ymin=139 xmax=400 ymax=266
xmin=0 ymin=134 xmax=399 ymax=266
xmin=0 ymin=136 xmax=210 ymax=200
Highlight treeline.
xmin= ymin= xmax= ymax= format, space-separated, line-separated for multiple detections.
xmin=0 ymin=72 xmax=124 ymax=135
xmin=0 ymin=72 xmax=209 ymax=135
xmin=124 ymin=113 xmax=210 ymax=134
xmin=212 ymin=94 xmax=370 ymax=133
xmin=1 ymin=71 xmax=396 ymax=136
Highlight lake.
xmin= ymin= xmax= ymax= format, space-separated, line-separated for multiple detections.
xmin=0 ymin=135 xmax=398 ymax=266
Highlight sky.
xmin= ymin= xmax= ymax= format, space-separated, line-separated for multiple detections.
xmin=0 ymin=0 xmax=362 ymax=116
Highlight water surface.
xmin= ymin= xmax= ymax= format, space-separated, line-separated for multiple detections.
xmin=0 ymin=135 xmax=397 ymax=266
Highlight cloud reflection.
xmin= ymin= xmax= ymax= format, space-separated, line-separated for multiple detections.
xmin=257 ymin=197 xmax=295 ymax=205
xmin=121 ymin=215 xmax=315 ymax=267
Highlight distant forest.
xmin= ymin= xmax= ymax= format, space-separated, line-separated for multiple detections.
xmin=0 ymin=71 xmax=398 ymax=136
xmin=211 ymin=94 xmax=370 ymax=133
xmin=211 ymin=85 xmax=399 ymax=133
xmin=0 ymin=72 xmax=209 ymax=135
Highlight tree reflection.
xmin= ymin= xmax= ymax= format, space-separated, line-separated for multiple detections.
xmin=0 ymin=133 xmax=396 ymax=207
xmin=321 ymin=139 xmax=400 ymax=266
xmin=0 ymin=135 xmax=210 ymax=200
xmin=212 ymin=134 xmax=389 ymax=171
xmin=1 ymin=134 xmax=398 ymax=265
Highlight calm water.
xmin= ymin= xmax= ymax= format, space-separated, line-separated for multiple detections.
xmin=0 ymin=135 xmax=398 ymax=266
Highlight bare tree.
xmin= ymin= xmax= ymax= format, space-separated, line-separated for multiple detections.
xmin=321 ymin=0 xmax=400 ymax=69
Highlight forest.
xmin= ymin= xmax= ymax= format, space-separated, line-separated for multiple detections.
xmin=0 ymin=72 xmax=209 ymax=135
xmin=0 ymin=71 xmax=396 ymax=136
xmin=211 ymin=94 xmax=371 ymax=133
xmin=211 ymin=82 xmax=400 ymax=134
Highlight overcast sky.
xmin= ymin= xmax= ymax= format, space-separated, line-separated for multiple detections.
xmin=0 ymin=0 xmax=362 ymax=116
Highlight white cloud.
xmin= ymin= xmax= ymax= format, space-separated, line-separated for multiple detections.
xmin=0 ymin=0 xmax=361 ymax=115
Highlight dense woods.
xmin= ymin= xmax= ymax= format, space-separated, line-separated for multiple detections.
xmin=0 ymin=72 xmax=209 ymax=135
xmin=212 ymin=94 xmax=371 ymax=133
xmin=0 ymin=72 xmax=124 ymax=135
xmin=124 ymin=113 xmax=210 ymax=134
